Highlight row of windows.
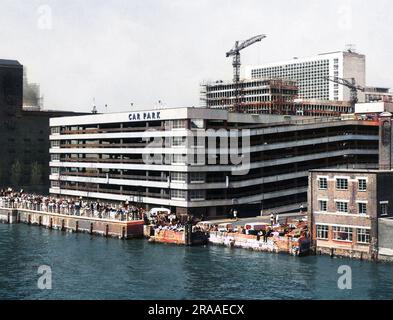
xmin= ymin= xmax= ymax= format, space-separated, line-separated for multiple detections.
xmin=316 ymin=225 xmax=370 ymax=244
xmin=170 ymin=172 xmax=205 ymax=183
xmin=51 ymin=119 xmax=206 ymax=134
xmin=171 ymin=189 xmax=205 ymax=200
xmin=251 ymin=61 xmax=329 ymax=74
xmin=318 ymin=200 xmax=367 ymax=214
xmin=318 ymin=177 xmax=367 ymax=191
xmin=50 ymin=182 xmax=206 ymax=201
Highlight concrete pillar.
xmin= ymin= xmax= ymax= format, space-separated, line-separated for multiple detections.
xmin=185 ymin=223 xmax=193 ymax=246
xmin=379 ymin=112 xmax=393 ymax=170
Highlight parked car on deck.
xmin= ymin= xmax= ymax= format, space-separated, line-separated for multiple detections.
xmin=147 ymin=207 xmax=171 ymax=220
xmin=196 ymin=221 xmax=214 ymax=231
xmin=217 ymin=223 xmax=234 ymax=232
xmin=244 ymin=222 xmax=269 ymax=235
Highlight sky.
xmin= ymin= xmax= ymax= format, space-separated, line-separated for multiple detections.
xmin=0 ymin=0 xmax=392 ymax=113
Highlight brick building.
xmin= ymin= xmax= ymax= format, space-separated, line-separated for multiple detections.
xmin=308 ymin=169 xmax=393 ymax=260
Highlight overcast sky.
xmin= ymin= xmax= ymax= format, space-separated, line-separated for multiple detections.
xmin=1 ymin=0 xmax=392 ymax=112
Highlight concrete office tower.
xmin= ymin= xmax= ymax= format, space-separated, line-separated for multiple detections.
xmin=245 ymin=50 xmax=366 ymax=102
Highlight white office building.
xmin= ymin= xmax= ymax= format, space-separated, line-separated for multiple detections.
xmin=244 ymin=50 xmax=366 ymax=102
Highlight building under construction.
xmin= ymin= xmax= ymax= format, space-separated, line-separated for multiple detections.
xmin=201 ymin=78 xmax=353 ymax=116
xmin=295 ymin=99 xmax=352 ymax=117
xmin=200 ymin=78 xmax=298 ymax=114
xmin=365 ymin=86 xmax=393 ymax=103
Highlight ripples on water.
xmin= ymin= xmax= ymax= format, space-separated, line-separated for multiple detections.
xmin=1 ymin=223 xmax=393 ymax=300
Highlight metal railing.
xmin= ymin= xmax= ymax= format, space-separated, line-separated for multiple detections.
xmin=0 ymin=199 xmax=142 ymax=221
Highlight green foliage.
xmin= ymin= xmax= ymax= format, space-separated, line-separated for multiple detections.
xmin=30 ymin=162 xmax=43 ymax=186
xmin=10 ymin=160 xmax=22 ymax=187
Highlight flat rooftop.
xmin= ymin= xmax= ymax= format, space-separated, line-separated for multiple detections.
xmin=49 ymin=106 xmax=377 ymax=129
xmin=310 ymin=169 xmax=393 ymax=174
xmin=0 ymin=59 xmax=22 ymax=66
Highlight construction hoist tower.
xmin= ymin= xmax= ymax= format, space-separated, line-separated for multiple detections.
xmin=226 ymin=34 xmax=266 ymax=112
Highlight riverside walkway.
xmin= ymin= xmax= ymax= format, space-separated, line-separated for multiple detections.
xmin=0 ymin=197 xmax=144 ymax=239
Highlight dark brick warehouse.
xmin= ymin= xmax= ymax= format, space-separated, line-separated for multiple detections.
xmin=0 ymin=59 xmax=85 ymax=193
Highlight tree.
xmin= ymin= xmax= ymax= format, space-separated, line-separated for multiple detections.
xmin=11 ymin=160 xmax=22 ymax=187
xmin=30 ymin=162 xmax=43 ymax=186
xmin=0 ymin=162 xmax=3 ymax=186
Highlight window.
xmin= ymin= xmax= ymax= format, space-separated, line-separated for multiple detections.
xmin=358 ymin=202 xmax=367 ymax=215
xmin=189 ymin=190 xmax=205 ymax=200
xmin=319 ymin=200 xmax=327 ymax=212
xmin=172 ymin=137 xmax=186 ymax=147
xmin=172 ymin=120 xmax=186 ymax=129
xmin=191 ymin=119 xmax=204 ymax=129
xmin=336 ymin=201 xmax=348 ymax=213
xmin=336 ymin=178 xmax=348 ymax=190
xmin=333 ymin=226 xmax=353 ymax=242
xmin=190 ymin=172 xmax=205 ymax=183
xmin=51 ymin=181 xmax=60 ymax=188
xmin=319 ymin=177 xmax=327 ymax=189
xmin=358 ymin=179 xmax=367 ymax=191
xmin=51 ymin=127 xmax=60 ymax=134
xmin=357 ymin=228 xmax=370 ymax=244
xmin=317 ymin=225 xmax=329 ymax=240
xmin=51 ymin=140 xmax=60 ymax=148
xmin=172 ymin=154 xmax=187 ymax=164
xmin=381 ymin=203 xmax=388 ymax=216
xmin=51 ymin=167 xmax=60 ymax=174
xmin=51 ymin=154 xmax=60 ymax=161
xmin=171 ymin=172 xmax=186 ymax=182
xmin=171 ymin=189 xmax=187 ymax=200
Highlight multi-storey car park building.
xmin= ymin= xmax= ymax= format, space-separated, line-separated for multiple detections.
xmin=49 ymin=107 xmax=380 ymax=218
xmin=244 ymin=50 xmax=366 ymax=102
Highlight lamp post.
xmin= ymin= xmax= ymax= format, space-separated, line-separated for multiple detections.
xmin=260 ymin=199 xmax=264 ymax=217
xmin=232 ymin=198 xmax=238 ymax=220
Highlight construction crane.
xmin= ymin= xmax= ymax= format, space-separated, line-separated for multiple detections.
xmin=226 ymin=34 xmax=266 ymax=112
xmin=325 ymin=76 xmax=365 ymax=107
xmin=226 ymin=34 xmax=266 ymax=82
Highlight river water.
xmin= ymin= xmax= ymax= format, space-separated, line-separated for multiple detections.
xmin=1 ymin=223 xmax=393 ymax=300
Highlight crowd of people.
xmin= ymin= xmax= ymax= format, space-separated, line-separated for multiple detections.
xmin=151 ymin=212 xmax=191 ymax=232
xmin=0 ymin=188 xmax=145 ymax=221
xmin=195 ymin=215 xmax=308 ymax=242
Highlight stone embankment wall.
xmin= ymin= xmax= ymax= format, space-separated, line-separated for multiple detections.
xmin=209 ymin=232 xmax=310 ymax=256
xmin=150 ymin=229 xmax=186 ymax=245
xmin=0 ymin=208 xmax=144 ymax=239
xmin=378 ymin=218 xmax=393 ymax=262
